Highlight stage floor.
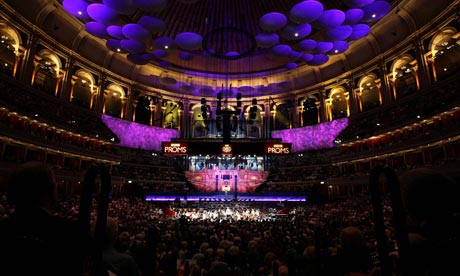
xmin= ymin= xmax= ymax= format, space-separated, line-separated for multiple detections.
xmin=145 ymin=192 xmax=306 ymax=202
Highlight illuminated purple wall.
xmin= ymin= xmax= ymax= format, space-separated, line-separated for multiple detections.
xmin=272 ymin=118 xmax=348 ymax=152
xmin=102 ymin=114 xmax=180 ymax=151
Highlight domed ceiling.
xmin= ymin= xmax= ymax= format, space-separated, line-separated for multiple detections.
xmin=60 ymin=0 xmax=394 ymax=75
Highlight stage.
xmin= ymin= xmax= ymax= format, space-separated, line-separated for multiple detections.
xmin=145 ymin=192 xmax=307 ymax=202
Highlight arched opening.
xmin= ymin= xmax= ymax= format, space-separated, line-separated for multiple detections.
xmin=430 ymin=27 xmax=460 ymax=82
xmin=135 ymin=96 xmax=152 ymax=126
xmin=390 ymin=55 xmax=418 ymax=99
xmin=104 ymin=83 xmax=125 ymax=118
xmin=0 ymin=23 xmax=21 ymax=76
xmin=358 ymin=74 xmax=381 ymax=112
xmin=71 ymin=70 xmax=96 ymax=109
xmin=329 ymin=87 xmax=349 ymax=120
xmin=302 ymin=97 xmax=319 ymax=126
xmin=32 ymin=50 xmax=62 ymax=96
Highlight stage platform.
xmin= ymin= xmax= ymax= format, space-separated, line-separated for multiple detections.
xmin=145 ymin=192 xmax=306 ymax=202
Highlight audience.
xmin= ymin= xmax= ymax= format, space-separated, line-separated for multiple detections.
xmin=0 ymin=163 xmax=459 ymax=276
xmin=0 ymin=162 xmax=97 ymax=276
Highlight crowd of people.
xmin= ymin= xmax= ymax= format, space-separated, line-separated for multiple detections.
xmin=1 ymin=162 xmax=459 ymax=276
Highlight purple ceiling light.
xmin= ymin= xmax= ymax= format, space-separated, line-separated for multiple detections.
xmin=272 ymin=44 xmax=292 ymax=57
xmin=325 ymin=25 xmax=353 ymax=41
xmin=289 ymin=1 xmax=324 ymax=24
xmin=315 ymin=42 xmax=334 ymax=53
xmin=153 ymin=49 xmax=168 ymax=58
xmin=102 ymin=114 xmax=179 ymax=151
xmin=298 ymin=39 xmax=317 ymax=51
xmin=313 ymin=9 xmax=346 ymax=29
xmin=122 ymin=23 xmax=151 ymax=41
xmin=302 ymin=53 xmax=314 ymax=62
xmin=138 ymin=15 xmax=166 ymax=33
xmin=349 ymin=24 xmax=371 ymax=40
xmin=106 ymin=39 xmax=127 ymax=53
xmin=285 ymin=62 xmax=298 ymax=70
xmin=87 ymin=3 xmax=119 ymax=24
xmin=280 ymin=23 xmax=312 ymax=40
xmin=259 ymin=12 xmax=287 ymax=32
xmin=328 ymin=41 xmax=350 ymax=54
xmin=272 ymin=118 xmax=348 ymax=152
xmin=107 ymin=25 xmax=124 ymax=39
xmin=175 ymin=32 xmax=203 ymax=50
xmin=344 ymin=9 xmax=365 ymax=24
xmin=362 ymin=1 xmax=391 ymax=22
xmin=307 ymin=53 xmax=329 ymax=65
xmin=85 ymin=22 xmax=109 ymax=38
xmin=62 ymin=0 xmax=91 ymax=20
xmin=289 ymin=50 xmax=303 ymax=59
xmin=255 ymin=33 xmax=279 ymax=48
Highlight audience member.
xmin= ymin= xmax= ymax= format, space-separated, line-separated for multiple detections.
xmin=399 ymin=168 xmax=460 ymax=276
xmin=0 ymin=162 xmax=96 ymax=276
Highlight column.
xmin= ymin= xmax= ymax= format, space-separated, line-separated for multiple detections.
xmin=93 ymin=75 xmax=106 ymax=113
xmin=264 ymin=98 xmax=270 ymax=138
xmin=20 ymin=32 xmax=38 ymax=84
xmin=378 ymin=60 xmax=392 ymax=105
xmin=61 ymin=55 xmax=74 ymax=101
xmin=413 ymin=38 xmax=430 ymax=91
xmin=319 ymin=90 xmax=327 ymax=122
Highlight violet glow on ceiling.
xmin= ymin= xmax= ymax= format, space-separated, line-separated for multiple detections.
xmin=62 ymin=0 xmax=391 ymax=94
xmin=102 ymin=114 xmax=179 ymax=151
xmin=272 ymin=118 xmax=348 ymax=152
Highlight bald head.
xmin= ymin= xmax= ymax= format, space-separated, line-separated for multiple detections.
xmin=8 ymin=162 xmax=56 ymax=209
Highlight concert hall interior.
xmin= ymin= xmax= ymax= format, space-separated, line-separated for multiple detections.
xmin=1 ymin=0 xmax=460 ymax=275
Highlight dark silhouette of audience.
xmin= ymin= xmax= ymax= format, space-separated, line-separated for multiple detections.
xmin=0 ymin=161 xmax=96 ymax=276
xmin=398 ymin=168 xmax=460 ymax=276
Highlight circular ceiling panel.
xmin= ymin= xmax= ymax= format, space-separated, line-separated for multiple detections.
xmin=325 ymin=25 xmax=353 ymax=41
xmin=314 ymin=9 xmax=346 ymax=29
xmin=122 ymin=23 xmax=150 ymax=41
xmin=138 ymin=15 xmax=166 ymax=33
xmin=280 ymin=23 xmax=312 ymax=40
xmin=298 ymin=39 xmax=317 ymax=51
xmin=315 ymin=41 xmax=334 ymax=53
xmin=307 ymin=53 xmax=329 ymax=65
xmin=344 ymin=9 xmax=364 ymax=24
xmin=85 ymin=21 xmax=108 ymax=38
xmin=329 ymin=41 xmax=350 ymax=54
xmin=259 ymin=12 xmax=288 ymax=32
xmin=255 ymin=33 xmax=279 ymax=48
xmin=272 ymin=44 xmax=292 ymax=57
xmin=285 ymin=62 xmax=298 ymax=70
xmin=86 ymin=3 xmax=119 ymax=24
xmin=175 ymin=32 xmax=203 ymax=51
xmin=63 ymin=0 xmax=91 ymax=20
xmin=107 ymin=25 xmax=124 ymax=39
xmin=106 ymin=39 xmax=127 ymax=53
xmin=362 ymin=1 xmax=391 ymax=22
xmin=349 ymin=24 xmax=371 ymax=40
xmin=289 ymin=1 xmax=324 ymax=24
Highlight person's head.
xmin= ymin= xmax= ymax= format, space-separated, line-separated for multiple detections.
xmin=7 ymin=162 xmax=56 ymax=209
xmin=399 ymin=168 xmax=460 ymax=229
xmin=340 ymin=226 xmax=367 ymax=251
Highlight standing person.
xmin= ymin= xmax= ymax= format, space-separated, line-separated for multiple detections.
xmin=0 ymin=162 xmax=97 ymax=276
xmin=398 ymin=168 xmax=460 ymax=276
